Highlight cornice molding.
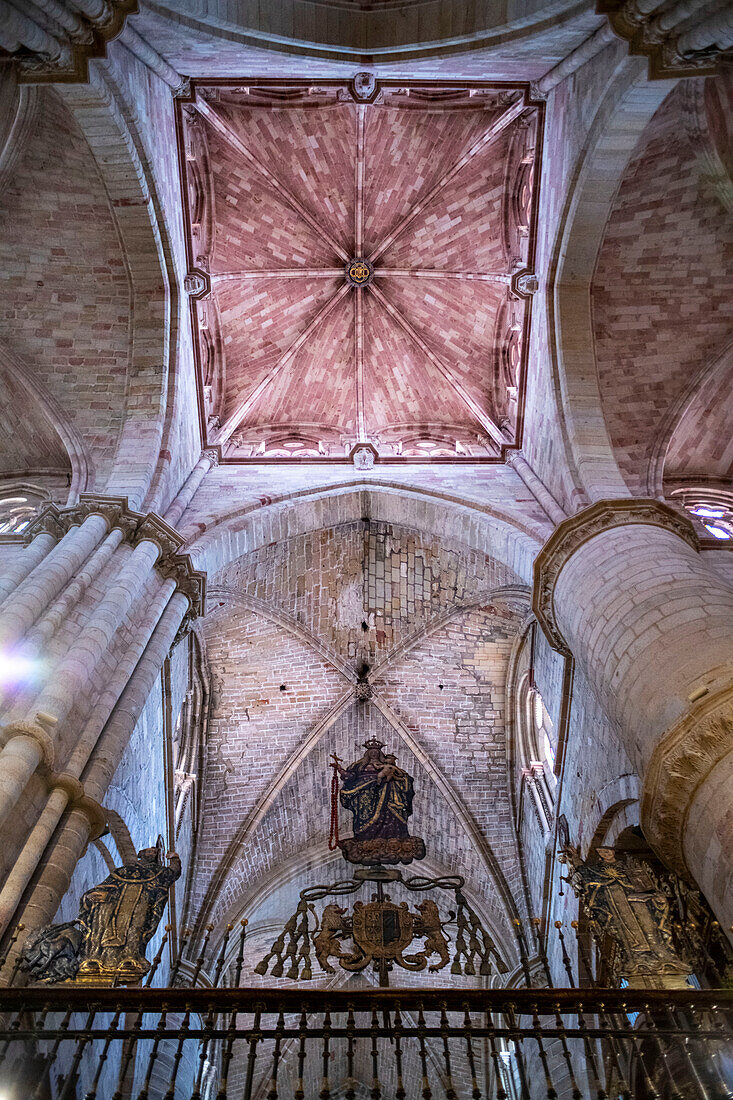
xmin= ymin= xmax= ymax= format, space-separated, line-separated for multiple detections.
xmin=642 ymin=686 xmax=733 ymax=882
xmin=533 ymin=499 xmax=699 ymax=655
xmin=23 ymin=495 xmax=206 ymax=620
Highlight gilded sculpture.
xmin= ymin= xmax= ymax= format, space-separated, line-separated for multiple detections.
xmin=21 ymin=842 xmax=181 ymax=985
xmin=559 ymin=844 xmax=692 ymax=988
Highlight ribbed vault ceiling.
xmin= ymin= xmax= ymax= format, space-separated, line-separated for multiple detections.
xmin=180 ymin=81 xmax=542 ymax=462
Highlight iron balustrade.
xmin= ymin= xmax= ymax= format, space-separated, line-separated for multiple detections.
xmin=0 ymin=986 xmax=730 ymax=1099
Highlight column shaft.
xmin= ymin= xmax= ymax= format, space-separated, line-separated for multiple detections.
xmin=164 ymin=453 xmax=216 ymax=528
xmin=26 ymin=539 xmax=160 ymax=728
xmin=0 ymin=531 xmax=57 ymax=608
xmin=17 ymin=592 xmax=189 ymax=937
xmin=25 ymin=529 xmax=125 ymax=649
xmin=0 ymin=581 xmax=178 ymax=935
xmin=0 ymin=514 xmax=108 ymax=652
xmin=0 ymin=786 xmax=70 ymax=934
xmin=535 ymin=503 xmax=733 ymax=924
xmin=552 ymin=525 xmax=733 ymax=763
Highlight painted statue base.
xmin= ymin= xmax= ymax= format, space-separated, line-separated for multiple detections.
xmin=75 ymin=958 xmax=148 ymax=986
xmin=339 ymin=835 xmax=426 ymax=865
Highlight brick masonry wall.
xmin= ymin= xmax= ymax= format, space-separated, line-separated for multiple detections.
xmin=592 ymin=78 xmax=733 ymax=493
xmin=219 ymin=519 xmax=518 ymax=668
xmin=0 ymin=89 xmax=130 ymax=494
xmin=189 ymin=521 xmax=530 ymax=976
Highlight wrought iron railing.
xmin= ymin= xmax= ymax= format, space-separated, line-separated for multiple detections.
xmin=0 ymin=986 xmax=731 ymax=1099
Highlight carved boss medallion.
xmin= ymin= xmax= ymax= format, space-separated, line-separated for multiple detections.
xmin=346 ymin=258 xmax=374 ymax=286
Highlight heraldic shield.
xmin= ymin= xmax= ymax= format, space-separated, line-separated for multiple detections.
xmin=345 ymin=899 xmax=414 ymax=969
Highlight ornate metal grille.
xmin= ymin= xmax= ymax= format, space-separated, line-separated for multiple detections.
xmin=0 ymin=986 xmax=730 ymax=1099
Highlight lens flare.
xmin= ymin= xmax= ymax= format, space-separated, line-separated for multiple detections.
xmin=0 ymin=651 xmax=43 ymax=690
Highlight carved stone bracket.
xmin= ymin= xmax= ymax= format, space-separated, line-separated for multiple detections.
xmin=73 ymin=794 xmax=109 ymax=842
xmin=184 ymin=270 xmax=211 ymax=300
xmin=642 ymin=686 xmax=733 ymax=882
xmin=533 ymin=499 xmax=699 ymax=655
xmin=49 ymin=773 xmax=85 ymax=805
xmin=512 ymin=271 xmax=539 ymax=297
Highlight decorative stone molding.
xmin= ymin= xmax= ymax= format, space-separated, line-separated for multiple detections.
xmin=202 ymin=448 xmax=220 ymax=469
xmin=24 ymin=494 xmax=206 ymax=620
xmin=74 ymin=795 xmax=109 ymax=842
xmin=49 ymin=772 xmax=85 ymax=804
xmin=8 ymin=1 xmax=137 ymax=85
xmin=533 ymin=499 xmax=699 ymax=655
xmin=512 ymin=271 xmax=539 ymax=297
xmin=0 ymin=720 xmax=56 ymax=769
xmin=349 ymin=443 xmax=378 ymax=470
xmin=642 ymin=686 xmax=733 ymax=882
xmin=184 ymin=270 xmax=211 ymax=300
xmin=350 ymin=72 xmax=380 ymax=103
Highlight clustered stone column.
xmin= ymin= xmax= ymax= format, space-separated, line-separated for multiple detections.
xmin=533 ymin=500 xmax=733 ymax=931
xmin=0 ymin=489 xmax=206 ymax=954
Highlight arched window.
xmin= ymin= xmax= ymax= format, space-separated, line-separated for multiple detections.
xmin=516 ymin=671 xmax=557 ymax=836
xmin=0 ymin=486 xmax=48 ymax=534
xmin=671 ymin=488 xmax=733 ymax=541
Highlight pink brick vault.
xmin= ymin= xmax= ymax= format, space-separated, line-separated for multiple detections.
xmin=592 ymin=78 xmax=733 ymax=494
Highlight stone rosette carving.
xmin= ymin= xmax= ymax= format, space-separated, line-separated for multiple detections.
xmin=642 ymin=687 xmax=733 ymax=882
xmin=533 ymin=499 xmax=699 ymax=655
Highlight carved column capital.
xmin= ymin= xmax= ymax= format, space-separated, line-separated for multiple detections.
xmin=201 ymin=448 xmax=220 ymax=468
xmin=533 ymin=498 xmax=698 ymax=655
xmin=642 ymin=686 xmax=733 ymax=882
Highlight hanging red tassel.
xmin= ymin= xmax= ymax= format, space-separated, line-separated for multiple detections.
xmin=328 ymin=753 xmax=342 ymax=851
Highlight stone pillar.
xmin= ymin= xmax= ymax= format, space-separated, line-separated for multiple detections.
xmin=0 ymin=774 xmax=82 ymax=936
xmin=25 ymin=528 xmax=125 ymax=648
xmin=164 ymin=450 xmax=218 ymax=528
xmin=0 ymin=581 xmax=178 ymax=936
xmin=0 ymin=539 xmax=160 ymax=826
xmin=532 ymin=23 xmax=616 ymax=97
xmin=0 ymin=530 xmax=57 ymax=608
xmin=0 ymin=718 xmax=56 ymax=830
xmin=677 ymin=4 xmax=733 ymax=52
xmin=507 ymin=451 xmax=567 ymax=526
xmin=26 ymin=538 xmax=161 ymax=727
xmin=0 ymin=513 xmax=109 ymax=652
xmin=534 ymin=500 xmax=733 ymax=922
xmin=16 ymin=592 xmax=190 ymax=940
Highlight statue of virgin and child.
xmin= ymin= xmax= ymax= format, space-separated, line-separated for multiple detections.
xmin=335 ymin=738 xmax=426 ymax=865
